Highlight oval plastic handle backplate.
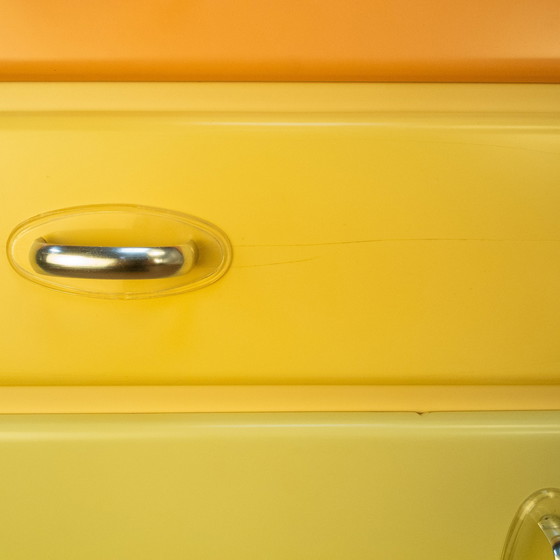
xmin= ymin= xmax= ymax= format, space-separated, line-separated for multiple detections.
xmin=7 ymin=204 xmax=233 ymax=299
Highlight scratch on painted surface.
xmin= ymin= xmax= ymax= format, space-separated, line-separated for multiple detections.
xmin=236 ymin=238 xmax=560 ymax=248
xmin=233 ymin=256 xmax=320 ymax=268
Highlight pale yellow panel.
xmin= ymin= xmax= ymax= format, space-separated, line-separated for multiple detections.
xmin=0 ymin=84 xmax=559 ymax=385
xmin=0 ymin=412 xmax=558 ymax=559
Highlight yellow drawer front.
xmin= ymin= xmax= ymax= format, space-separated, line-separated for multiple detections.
xmin=1 ymin=84 xmax=560 ymax=385
xmin=0 ymin=412 xmax=558 ymax=559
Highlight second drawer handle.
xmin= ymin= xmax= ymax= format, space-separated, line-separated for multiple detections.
xmin=502 ymin=488 xmax=560 ymax=560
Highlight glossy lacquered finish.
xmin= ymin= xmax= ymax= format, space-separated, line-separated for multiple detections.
xmin=0 ymin=0 xmax=559 ymax=82
xmin=0 ymin=412 xmax=559 ymax=560
xmin=1 ymin=84 xmax=560 ymax=386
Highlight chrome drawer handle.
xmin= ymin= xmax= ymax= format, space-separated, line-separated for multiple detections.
xmin=32 ymin=238 xmax=197 ymax=279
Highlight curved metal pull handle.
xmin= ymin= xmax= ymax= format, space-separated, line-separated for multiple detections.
xmin=31 ymin=238 xmax=197 ymax=279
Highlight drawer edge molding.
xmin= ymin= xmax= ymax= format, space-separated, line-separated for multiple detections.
xmin=0 ymin=385 xmax=558 ymax=414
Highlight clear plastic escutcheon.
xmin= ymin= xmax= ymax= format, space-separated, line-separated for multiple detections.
xmin=503 ymin=489 xmax=560 ymax=560
xmin=7 ymin=204 xmax=232 ymax=299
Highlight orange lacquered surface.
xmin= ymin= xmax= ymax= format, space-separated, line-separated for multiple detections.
xmin=1 ymin=0 xmax=559 ymax=82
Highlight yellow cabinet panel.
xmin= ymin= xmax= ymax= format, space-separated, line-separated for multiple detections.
xmin=0 ymin=412 xmax=558 ymax=559
xmin=1 ymin=84 xmax=559 ymax=385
